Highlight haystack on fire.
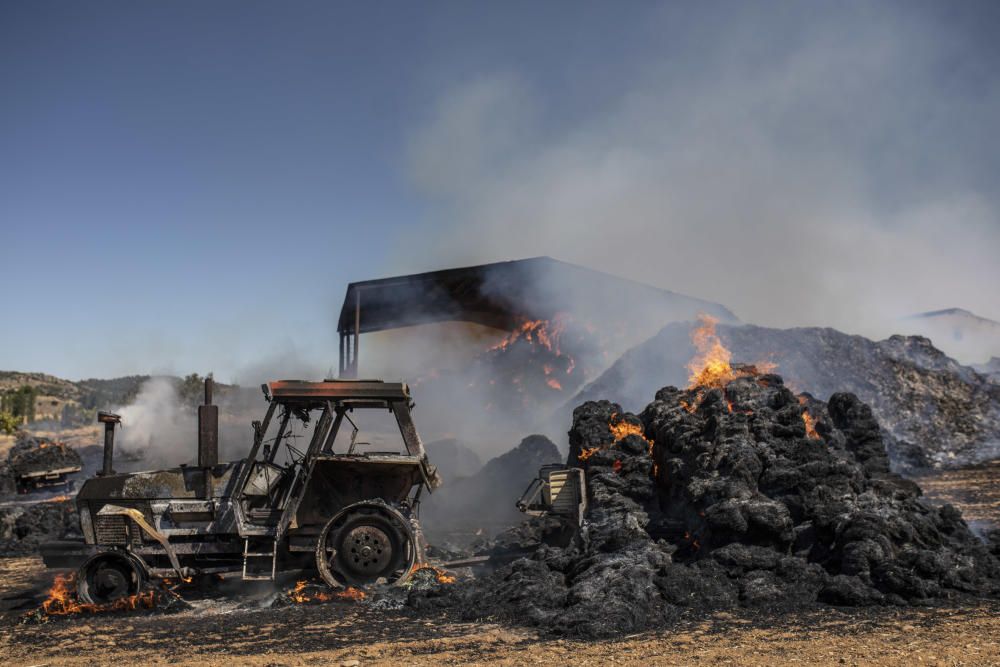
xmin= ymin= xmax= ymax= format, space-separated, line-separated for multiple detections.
xmin=8 ymin=257 xmax=1000 ymax=639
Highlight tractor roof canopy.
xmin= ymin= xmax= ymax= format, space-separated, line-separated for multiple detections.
xmin=266 ymin=379 xmax=411 ymax=411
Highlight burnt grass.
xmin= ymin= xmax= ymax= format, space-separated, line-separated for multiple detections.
xmin=6 ymin=589 xmax=1000 ymax=662
xmin=410 ymin=373 xmax=1000 ymax=638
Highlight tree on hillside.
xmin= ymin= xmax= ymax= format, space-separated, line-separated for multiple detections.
xmin=0 ymin=411 xmax=19 ymax=434
xmin=178 ymin=372 xmax=214 ymax=407
xmin=0 ymin=386 xmax=37 ymax=424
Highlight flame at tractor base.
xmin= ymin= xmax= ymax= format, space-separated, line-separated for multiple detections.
xmin=26 ymin=572 xmax=178 ymax=621
xmin=287 ymin=579 xmax=366 ymax=604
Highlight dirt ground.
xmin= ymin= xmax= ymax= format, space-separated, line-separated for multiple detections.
xmin=1 ymin=566 xmax=998 ymax=667
xmin=1 ymin=461 xmax=998 ymax=666
xmin=914 ymin=460 xmax=1000 ymax=535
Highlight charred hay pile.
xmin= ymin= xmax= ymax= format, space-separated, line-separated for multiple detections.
xmin=0 ymin=434 xmax=83 ymax=497
xmin=571 ymin=321 xmax=1000 ymax=470
xmin=7 ymin=436 xmax=82 ymax=477
xmin=420 ymin=372 xmax=1000 ymax=637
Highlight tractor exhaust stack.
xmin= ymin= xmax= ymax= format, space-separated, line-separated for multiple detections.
xmin=97 ymin=411 xmax=122 ymax=476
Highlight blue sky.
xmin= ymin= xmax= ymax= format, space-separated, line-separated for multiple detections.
xmin=2 ymin=1 xmax=998 ymax=379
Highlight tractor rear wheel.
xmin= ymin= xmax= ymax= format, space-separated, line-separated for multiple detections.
xmin=315 ymin=501 xmax=416 ymax=587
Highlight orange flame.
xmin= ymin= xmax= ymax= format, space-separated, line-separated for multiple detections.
xmin=684 ymin=315 xmax=778 ymax=414
xmin=802 ymin=411 xmax=820 ymax=439
xmin=39 ymin=573 xmax=158 ymax=616
xmin=546 ymin=378 xmax=563 ymax=391
xmin=490 ymin=316 xmax=566 ymax=354
xmin=413 ymin=565 xmax=457 ymax=584
xmin=687 ymin=314 xmax=735 ymax=389
xmin=608 ymin=416 xmax=650 ymax=445
xmin=489 ymin=314 xmax=577 ymax=377
xmin=577 ymin=414 xmax=654 ymax=461
xmin=288 ymin=580 xmax=366 ymax=603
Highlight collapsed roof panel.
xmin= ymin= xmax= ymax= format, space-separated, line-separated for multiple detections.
xmin=336 ymin=256 xmax=737 ymax=336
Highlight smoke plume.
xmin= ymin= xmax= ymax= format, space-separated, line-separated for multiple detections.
xmin=397 ymin=2 xmax=1000 ymax=343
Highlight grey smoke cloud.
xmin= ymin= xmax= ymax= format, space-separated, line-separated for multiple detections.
xmin=398 ymin=3 xmax=1000 ymax=343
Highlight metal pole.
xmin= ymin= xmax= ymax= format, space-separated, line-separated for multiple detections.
xmin=102 ymin=421 xmax=115 ymax=476
xmin=338 ymin=333 xmax=345 ymax=377
xmin=97 ymin=412 xmax=122 ymax=476
xmin=353 ymin=288 xmax=361 ymax=377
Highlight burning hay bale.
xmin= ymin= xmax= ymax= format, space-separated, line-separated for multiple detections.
xmin=571 ymin=317 xmax=1000 ymax=471
xmin=426 ymin=368 xmax=1000 ymax=637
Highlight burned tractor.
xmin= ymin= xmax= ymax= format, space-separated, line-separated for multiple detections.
xmin=42 ymin=378 xmax=441 ymax=604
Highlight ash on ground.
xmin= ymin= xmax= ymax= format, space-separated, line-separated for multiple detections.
xmin=414 ymin=372 xmax=1000 ymax=637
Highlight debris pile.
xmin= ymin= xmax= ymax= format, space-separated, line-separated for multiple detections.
xmin=432 ymin=371 xmax=1000 ymax=637
xmin=1 ymin=434 xmax=83 ymax=496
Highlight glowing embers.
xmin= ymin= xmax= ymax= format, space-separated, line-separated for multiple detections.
xmin=487 ymin=314 xmax=578 ymax=395
xmin=490 ymin=315 xmax=569 ymax=357
xmin=287 ymin=579 xmax=367 ymax=604
xmin=411 ymin=564 xmax=457 ymax=584
xmin=682 ymin=530 xmax=702 ymax=552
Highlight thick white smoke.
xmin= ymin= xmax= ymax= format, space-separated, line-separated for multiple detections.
xmin=114 ymin=377 xmax=197 ymax=468
xmin=395 ymin=3 xmax=1000 ymax=349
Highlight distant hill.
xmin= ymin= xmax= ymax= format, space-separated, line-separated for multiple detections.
xmin=0 ymin=372 xmax=150 ymax=426
xmin=900 ymin=308 xmax=1000 ymax=365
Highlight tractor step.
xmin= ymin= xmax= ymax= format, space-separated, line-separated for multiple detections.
xmin=242 ymin=537 xmax=277 ymax=581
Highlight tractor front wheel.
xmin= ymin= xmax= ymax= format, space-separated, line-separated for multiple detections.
xmin=77 ymin=551 xmax=146 ymax=604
